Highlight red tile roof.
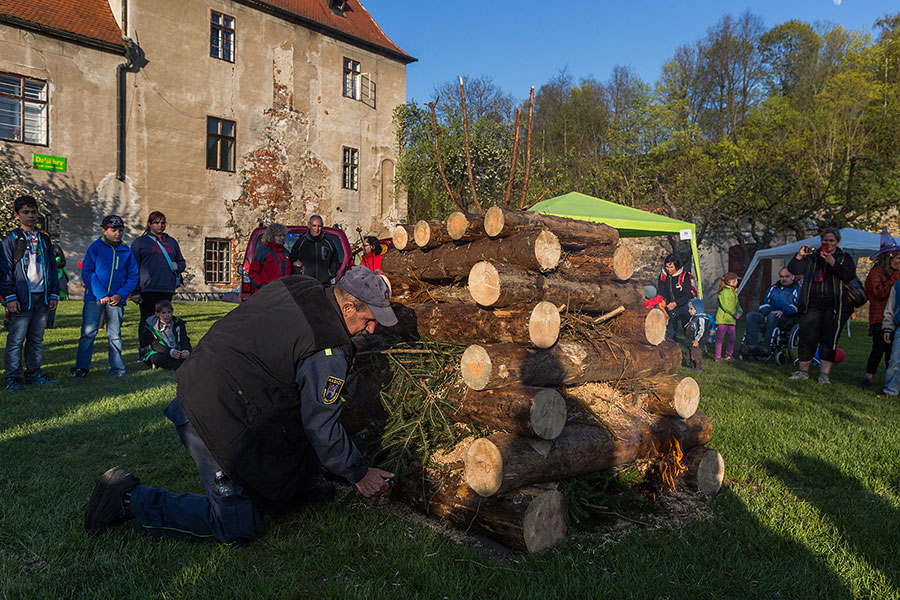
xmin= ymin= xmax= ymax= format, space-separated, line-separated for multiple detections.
xmin=0 ymin=0 xmax=126 ymax=50
xmin=260 ymin=0 xmax=415 ymax=63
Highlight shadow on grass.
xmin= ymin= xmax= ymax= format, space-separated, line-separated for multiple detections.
xmin=765 ymin=454 xmax=900 ymax=594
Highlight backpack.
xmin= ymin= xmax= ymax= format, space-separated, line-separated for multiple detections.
xmin=842 ymin=278 xmax=867 ymax=309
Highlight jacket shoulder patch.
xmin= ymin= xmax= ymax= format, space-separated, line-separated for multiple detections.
xmin=322 ymin=375 xmax=344 ymax=404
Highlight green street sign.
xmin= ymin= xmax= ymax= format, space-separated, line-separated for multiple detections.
xmin=33 ymin=153 xmax=66 ymax=172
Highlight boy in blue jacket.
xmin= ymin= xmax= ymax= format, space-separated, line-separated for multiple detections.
xmin=71 ymin=215 xmax=138 ymax=379
xmin=0 ymin=195 xmax=60 ymax=391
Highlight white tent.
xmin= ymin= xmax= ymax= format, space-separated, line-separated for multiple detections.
xmin=736 ymin=228 xmax=888 ymax=296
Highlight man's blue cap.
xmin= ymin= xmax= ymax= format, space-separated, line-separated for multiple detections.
xmin=340 ymin=266 xmax=397 ymax=326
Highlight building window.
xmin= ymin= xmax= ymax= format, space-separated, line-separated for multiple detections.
xmin=343 ymin=58 xmax=360 ymax=99
xmin=330 ymin=0 xmax=347 ymax=16
xmin=342 ymin=147 xmax=359 ymax=190
xmin=210 ymin=11 xmax=235 ymax=62
xmin=207 ymin=117 xmax=235 ymax=172
xmin=204 ymin=238 xmax=231 ymax=283
xmin=0 ymin=72 xmax=48 ymax=145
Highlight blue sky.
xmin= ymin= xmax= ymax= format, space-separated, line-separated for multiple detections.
xmin=363 ymin=0 xmax=897 ymax=104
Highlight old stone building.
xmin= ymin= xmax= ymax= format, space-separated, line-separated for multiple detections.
xmin=0 ymin=0 xmax=413 ymax=292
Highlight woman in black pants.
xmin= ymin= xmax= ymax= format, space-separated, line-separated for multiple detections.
xmin=131 ymin=211 xmax=186 ymax=357
xmin=787 ymin=227 xmax=856 ymax=384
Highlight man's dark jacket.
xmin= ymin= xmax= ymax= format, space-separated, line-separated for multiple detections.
xmin=289 ymin=232 xmax=339 ymax=283
xmin=176 ymin=276 xmax=360 ymax=514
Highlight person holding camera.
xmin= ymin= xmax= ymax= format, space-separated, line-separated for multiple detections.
xmin=787 ymin=227 xmax=856 ymax=384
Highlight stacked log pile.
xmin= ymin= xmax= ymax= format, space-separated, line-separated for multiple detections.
xmin=364 ymin=208 xmax=723 ymax=553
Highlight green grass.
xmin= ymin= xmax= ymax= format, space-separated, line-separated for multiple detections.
xmin=1 ymin=303 xmax=899 ymax=599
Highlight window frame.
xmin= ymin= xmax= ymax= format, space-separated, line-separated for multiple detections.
xmin=206 ymin=116 xmax=236 ymax=172
xmin=341 ymin=146 xmax=359 ymax=191
xmin=204 ymin=237 xmax=232 ymax=284
xmin=210 ymin=10 xmax=236 ymax=63
xmin=0 ymin=71 xmax=48 ymax=146
xmin=342 ymin=58 xmax=361 ymax=100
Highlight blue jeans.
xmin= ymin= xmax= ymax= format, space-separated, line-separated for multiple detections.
xmin=129 ymin=399 xmax=264 ymax=543
xmin=745 ymin=311 xmax=787 ymax=349
xmin=883 ymin=334 xmax=900 ymax=395
xmin=4 ymin=293 xmax=50 ymax=382
xmin=74 ymin=301 xmax=126 ymax=375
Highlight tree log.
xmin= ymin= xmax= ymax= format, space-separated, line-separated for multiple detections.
xmin=460 ymin=339 xmax=682 ymax=390
xmin=382 ymin=231 xmax=561 ymax=281
xmin=448 ymin=381 xmax=567 ymax=440
xmin=414 ymin=220 xmax=454 ymax=250
xmin=394 ymin=470 xmax=566 ymax=553
xmin=468 ymin=261 xmax=642 ymax=310
xmin=602 ymin=307 xmax=667 ymax=346
xmin=446 ymin=211 xmax=486 ymax=242
xmin=387 ymin=276 xmax=474 ymax=305
xmin=464 ymin=410 xmax=712 ymax=496
xmin=484 ymin=206 xmax=619 ymax=248
xmin=678 ymin=446 xmax=724 ymax=495
xmin=389 ymin=301 xmax=560 ymax=348
xmin=558 ymin=245 xmax=634 ymax=281
xmin=392 ymin=224 xmax=417 ymax=251
xmin=563 ymin=374 xmax=699 ymax=420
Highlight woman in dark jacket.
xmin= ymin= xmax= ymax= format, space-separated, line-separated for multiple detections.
xmin=248 ymin=223 xmax=290 ymax=292
xmin=787 ymin=227 xmax=856 ymax=384
xmin=132 ymin=211 xmax=186 ymax=354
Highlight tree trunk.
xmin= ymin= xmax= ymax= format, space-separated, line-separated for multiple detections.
xmin=382 ymin=231 xmax=561 ymax=281
xmin=446 ymin=211 xmax=486 ymax=242
xmin=558 ymin=245 xmax=634 ymax=281
xmin=386 ymin=276 xmax=474 ymax=305
xmin=460 ymin=339 xmax=682 ymax=390
xmin=562 ymin=374 xmax=699 ymax=420
xmin=602 ymin=307 xmax=667 ymax=346
xmin=464 ymin=410 xmax=712 ymax=497
xmin=484 ymin=206 xmax=619 ymax=248
xmin=389 ymin=301 xmax=560 ymax=348
xmin=678 ymin=446 xmax=724 ymax=495
xmin=448 ymin=381 xmax=567 ymax=440
xmin=394 ymin=469 xmax=566 ymax=553
xmin=468 ymin=261 xmax=642 ymax=311
xmin=414 ymin=220 xmax=454 ymax=250
xmin=392 ymin=224 xmax=417 ymax=251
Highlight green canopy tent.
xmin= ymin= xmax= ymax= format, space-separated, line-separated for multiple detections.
xmin=529 ymin=192 xmax=703 ymax=298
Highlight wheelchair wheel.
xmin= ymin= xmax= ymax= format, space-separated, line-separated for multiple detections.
xmin=786 ymin=324 xmax=800 ymax=363
xmin=775 ymin=350 xmax=787 ymax=366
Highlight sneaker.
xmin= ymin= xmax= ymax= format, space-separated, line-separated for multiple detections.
xmin=26 ymin=374 xmax=60 ymax=386
xmin=4 ymin=378 xmax=24 ymax=392
xmin=690 ymin=367 xmax=703 ymax=373
xmin=876 ymin=392 xmax=898 ymax=399
xmin=724 ymin=356 xmax=736 ymax=361
xmin=818 ymin=374 xmax=831 ymax=385
xmin=84 ymin=467 xmax=140 ymax=533
xmin=858 ymin=378 xmax=872 ymax=390
xmin=71 ymin=367 xmax=87 ymax=380
xmin=789 ymin=371 xmax=809 ymax=380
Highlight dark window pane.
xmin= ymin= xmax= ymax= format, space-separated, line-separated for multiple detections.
xmin=211 ymin=11 xmax=221 ymax=24
xmin=23 ymin=80 xmax=45 ymax=101
xmin=0 ymin=74 xmax=20 ymax=96
xmin=220 ymin=139 xmax=234 ymax=171
xmin=207 ymin=137 xmax=218 ymax=168
xmin=220 ymin=121 xmax=234 ymax=137
xmin=208 ymin=117 xmax=218 ymax=134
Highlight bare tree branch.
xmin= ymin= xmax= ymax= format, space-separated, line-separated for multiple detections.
xmin=519 ymin=86 xmax=535 ymax=210
xmin=459 ymin=77 xmax=484 ymax=215
xmin=425 ymin=98 xmax=464 ymax=212
xmin=503 ymin=109 xmax=521 ymax=208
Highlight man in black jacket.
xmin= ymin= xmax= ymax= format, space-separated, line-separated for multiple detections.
xmin=657 ymin=254 xmax=697 ymax=342
xmin=290 ymin=215 xmax=340 ymax=284
xmin=84 ymin=267 xmax=396 ymax=544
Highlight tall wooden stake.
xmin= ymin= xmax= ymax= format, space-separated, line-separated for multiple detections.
xmin=426 ymin=99 xmax=463 ymax=212
xmin=503 ymin=109 xmax=521 ymax=208
xmin=459 ymin=77 xmax=484 ymax=215
xmin=519 ymin=86 xmax=535 ymax=210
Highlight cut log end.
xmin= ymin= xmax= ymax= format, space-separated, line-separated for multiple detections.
xmin=530 ymin=388 xmax=567 ymax=440
xmin=392 ymin=225 xmax=412 ymax=251
xmin=528 ymin=301 xmax=561 ymax=349
xmin=484 ymin=205 xmax=505 ymax=238
xmin=465 ymin=438 xmax=504 ymax=496
xmin=534 ymin=230 xmax=562 ymax=271
xmin=611 ymin=246 xmax=635 ymax=281
xmin=682 ymin=446 xmax=725 ymax=495
xmin=522 ymin=489 xmax=566 ymax=553
xmin=461 ymin=344 xmax=492 ymax=390
xmin=446 ymin=211 xmax=469 ymax=240
xmin=673 ymin=377 xmax=700 ymax=419
xmin=468 ymin=261 xmax=501 ymax=306
xmin=413 ymin=220 xmax=432 ymax=248
xmin=644 ymin=308 xmax=667 ymax=346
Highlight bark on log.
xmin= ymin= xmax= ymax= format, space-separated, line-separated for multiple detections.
xmin=394 ymin=470 xmax=566 ymax=553
xmin=387 ymin=276 xmax=474 ymax=305
xmin=558 ymin=246 xmax=634 ymax=281
xmin=603 ymin=307 xmax=667 ymax=346
xmin=448 ymin=381 xmax=567 ymax=440
xmin=468 ymin=261 xmax=643 ymax=311
xmin=446 ymin=211 xmax=486 ymax=242
xmin=392 ymin=224 xmax=417 ymax=251
xmin=464 ymin=410 xmax=712 ymax=496
xmin=414 ymin=220 xmax=454 ymax=250
xmin=484 ymin=206 xmax=619 ymax=248
xmin=460 ymin=339 xmax=682 ymax=390
xmin=678 ymin=446 xmax=724 ymax=495
xmin=389 ymin=301 xmax=560 ymax=348
xmin=382 ymin=231 xmax=561 ymax=282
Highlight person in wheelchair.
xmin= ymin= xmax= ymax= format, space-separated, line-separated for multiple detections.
xmin=743 ymin=268 xmax=800 ymax=358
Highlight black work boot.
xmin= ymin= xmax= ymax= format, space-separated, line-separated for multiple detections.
xmin=84 ymin=467 xmax=140 ymax=533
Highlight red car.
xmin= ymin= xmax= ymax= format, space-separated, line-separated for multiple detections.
xmin=240 ymin=225 xmax=351 ymax=302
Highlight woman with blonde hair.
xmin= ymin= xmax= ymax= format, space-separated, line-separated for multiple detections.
xmin=248 ymin=223 xmax=290 ymax=293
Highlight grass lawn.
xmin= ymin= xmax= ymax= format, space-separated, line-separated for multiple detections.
xmin=1 ymin=301 xmax=899 ymax=599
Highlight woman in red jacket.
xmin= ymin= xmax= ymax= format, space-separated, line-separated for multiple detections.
xmin=861 ymin=228 xmax=900 ymax=388
xmin=359 ymin=235 xmax=383 ymax=272
xmin=248 ymin=223 xmax=290 ymax=292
